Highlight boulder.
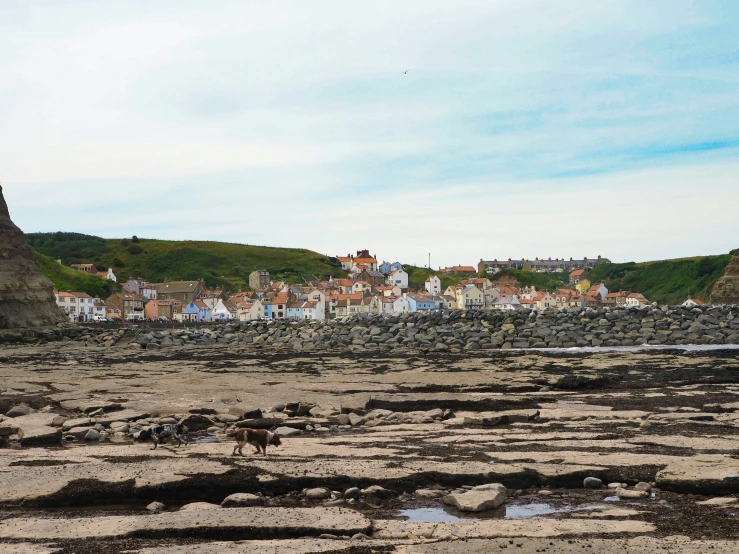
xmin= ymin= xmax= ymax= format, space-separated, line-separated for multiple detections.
xmin=361 ymin=485 xmax=394 ymax=499
xmin=274 ymin=426 xmax=301 ymax=437
xmin=443 ymin=483 xmax=507 ymax=512
xmin=584 ymin=477 xmax=603 ymax=489
xmin=6 ymin=404 xmax=36 ymax=417
xmin=348 ymin=413 xmax=366 ymax=426
xmin=180 ymin=503 xmax=221 ymax=511
xmin=84 ymin=429 xmax=100 ymax=441
xmin=147 ymin=502 xmax=166 ymax=513
xmin=343 ymin=487 xmax=361 ymax=500
xmin=305 ymin=488 xmax=331 ymax=500
xmin=615 ymin=487 xmax=649 ymax=499
xmin=178 ymin=414 xmax=215 ymax=432
xmin=242 ymin=407 xmax=263 ymax=420
xmin=221 ymin=493 xmax=265 ymax=508
xmin=635 ymin=482 xmax=652 ymax=492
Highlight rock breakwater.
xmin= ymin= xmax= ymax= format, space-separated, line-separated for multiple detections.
xmin=4 ymin=304 xmax=738 ymax=351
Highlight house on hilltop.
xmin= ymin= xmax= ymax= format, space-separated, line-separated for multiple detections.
xmin=249 ymin=270 xmax=270 ymax=290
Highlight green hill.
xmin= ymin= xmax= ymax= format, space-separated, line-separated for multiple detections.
xmin=586 ymin=254 xmax=731 ymax=305
xmin=27 ymin=232 xmax=346 ymax=291
xmin=405 ymin=265 xmax=463 ymax=291
xmin=35 ymin=252 xmax=120 ymax=298
xmin=487 ymin=269 xmax=569 ymax=291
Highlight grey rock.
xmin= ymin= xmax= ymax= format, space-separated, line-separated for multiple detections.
xmin=305 ymin=488 xmax=331 ymax=500
xmin=147 ymin=502 xmax=166 ymax=513
xmin=274 ymin=426 xmax=301 ymax=437
xmin=343 ymin=487 xmax=361 ymax=499
xmin=6 ymin=404 xmax=36 ymax=417
xmin=443 ymin=483 xmax=507 ymax=512
xmin=84 ymin=429 xmax=100 ymax=441
xmin=583 ymin=477 xmax=603 ymax=489
xmin=221 ymin=493 xmax=265 ymax=508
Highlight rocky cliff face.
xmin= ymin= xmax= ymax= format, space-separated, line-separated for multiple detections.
xmin=710 ymin=249 xmax=739 ymax=305
xmin=0 ymin=185 xmax=67 ymax=329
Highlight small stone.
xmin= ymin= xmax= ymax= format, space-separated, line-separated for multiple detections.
xmin=361 ymin=485 xmax=394 ymax=499
xmin=443 ymin=483 xmax=507 ymax=512
xmin=583 ymin=477 xmax=603 ymax=489
xmin=348 ymin=413 xmax=366 ymax=426
xmin=84 ymin=429 xmax=100 ymax=441
xmin=6 ymin=404 xmax=36 ymax=417
xmin=615 ymin=487 xmax=649 ymax=499
xmin=179 ymin=502 xmax=221 ymax=511
xmin=635 ymin=482 xmax=652 ymax=492
xmin=336 ymin=414 xmax=350 ymax=425
xmin=539 ymin=490 xmax=553 ymax=496
xmin=274 ymin=426 xmax=300 ymax=437
xmin=415 ymin=489 xmax=446 ymax=499
xmin=51 ymin=415 xmax=68 ymax=428
xmin=147 ymin=502 xmax=166 ymax=513
xmin=319 ymin=534 xmax=340 ymax=540
xmin=344 ymin=487 xmax=361 ymax=499
xmin=351 ymin=533 xmax=370 ymax=541
xmin=305 ymin=488 xmax=331 ymax=500
xmin=221 ymin=493 xmax=265 ymax=508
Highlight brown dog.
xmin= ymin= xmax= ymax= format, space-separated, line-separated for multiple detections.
xmin=227 ymin=428 xmax=282 ymax=456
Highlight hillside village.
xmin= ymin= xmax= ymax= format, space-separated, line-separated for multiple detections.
xmin=49 ymin=249 xmax=673 ymax=323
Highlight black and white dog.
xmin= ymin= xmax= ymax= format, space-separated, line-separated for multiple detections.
xmin=137 ymin=424 xmax=189 ymax=450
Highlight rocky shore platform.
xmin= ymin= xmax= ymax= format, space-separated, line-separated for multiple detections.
xmin=1 ymin=343 xmax=739 ymax=553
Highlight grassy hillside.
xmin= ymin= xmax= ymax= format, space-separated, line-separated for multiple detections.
xmin=36 ymin=252 xmax=120 ymax=298
xmin=587 ymin=254 xmax=731 ymax=305
xmin=405 ymin=266 xmax=464 ymax=291
xmin=27 ymin=232 xmax=346 ymax=290
xmin=488 ymin=269 xmax=569 ymax=291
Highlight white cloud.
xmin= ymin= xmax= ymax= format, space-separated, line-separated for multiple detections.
xmin=1 ymin=0 xmax=737 ymax=266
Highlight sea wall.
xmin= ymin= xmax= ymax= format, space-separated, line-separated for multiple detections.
xmin=3 ymin=304 xmax=738 ymax=351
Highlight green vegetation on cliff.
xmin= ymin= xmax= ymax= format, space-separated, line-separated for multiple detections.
xmin=27 ymin=232 xmax=346 ymax=290
xmin=35 ymin=252 xmax=120 ymax=298
xmin=488 ymin=269 xmax=569 ymax=291
xmin=405 ymin=266 xmax=463 ymax=291
xmin=587 ymin=254 xmax=731 ymax=305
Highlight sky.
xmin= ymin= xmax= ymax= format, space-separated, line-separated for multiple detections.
xmin=1 ymin=0 xmax=738 ymax=268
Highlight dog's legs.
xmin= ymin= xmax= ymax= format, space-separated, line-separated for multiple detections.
xmin=174 ymin=434 xmax=182 ymax=448
xmin=151 ymin=436 xmax=159 ymax=450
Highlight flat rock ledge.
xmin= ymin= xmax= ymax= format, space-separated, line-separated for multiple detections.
xmin=0 ymin=507 xmax=371 ymax=541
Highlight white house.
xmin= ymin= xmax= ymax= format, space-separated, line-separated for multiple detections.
xmin=387 ymin=269 xmax=409 ymax=289
xmin=55 ymin=291 xmax=97 ymax=322
xmin=491 ymin=296 xmax=522 ymax=311
xmin=238 ymin=299 xmax=265 ymax=321
xmin=103 ymin=268 xmax=117 ymax=282
xmin=681 ymin=297 xmax=705 ymax=308
xmin=588 ymin=283 xmax=609 ymax=300
xmin=352 ymin=281 xmax=371 ymax=294
xmin=212 ymin=299 xmax=236 ymax=321
xmin=393 ymin=295 xmax=410 ymax=314
xmin=425 ymin=275 xmax=441 ymax=295
xmin=286 ymin=301 xmax=324 ymax=320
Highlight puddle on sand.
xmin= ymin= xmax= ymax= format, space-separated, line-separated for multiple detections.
xmin=401 ymin=503 xmax=607 ymax=522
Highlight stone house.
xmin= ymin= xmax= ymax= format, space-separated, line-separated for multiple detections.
xmin=144 ymin=299 xmax=183 ymax=320
xmin=156 ymin=279 xmax=207 ymax=302
xmin=106 ymin=292 xmax=144 ymax=321
xmin=249 ymin=270 xmax=270 ymax=290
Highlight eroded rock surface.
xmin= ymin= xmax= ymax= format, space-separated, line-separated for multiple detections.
xmin=1 ymin=346 xmax=739 ymax=552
